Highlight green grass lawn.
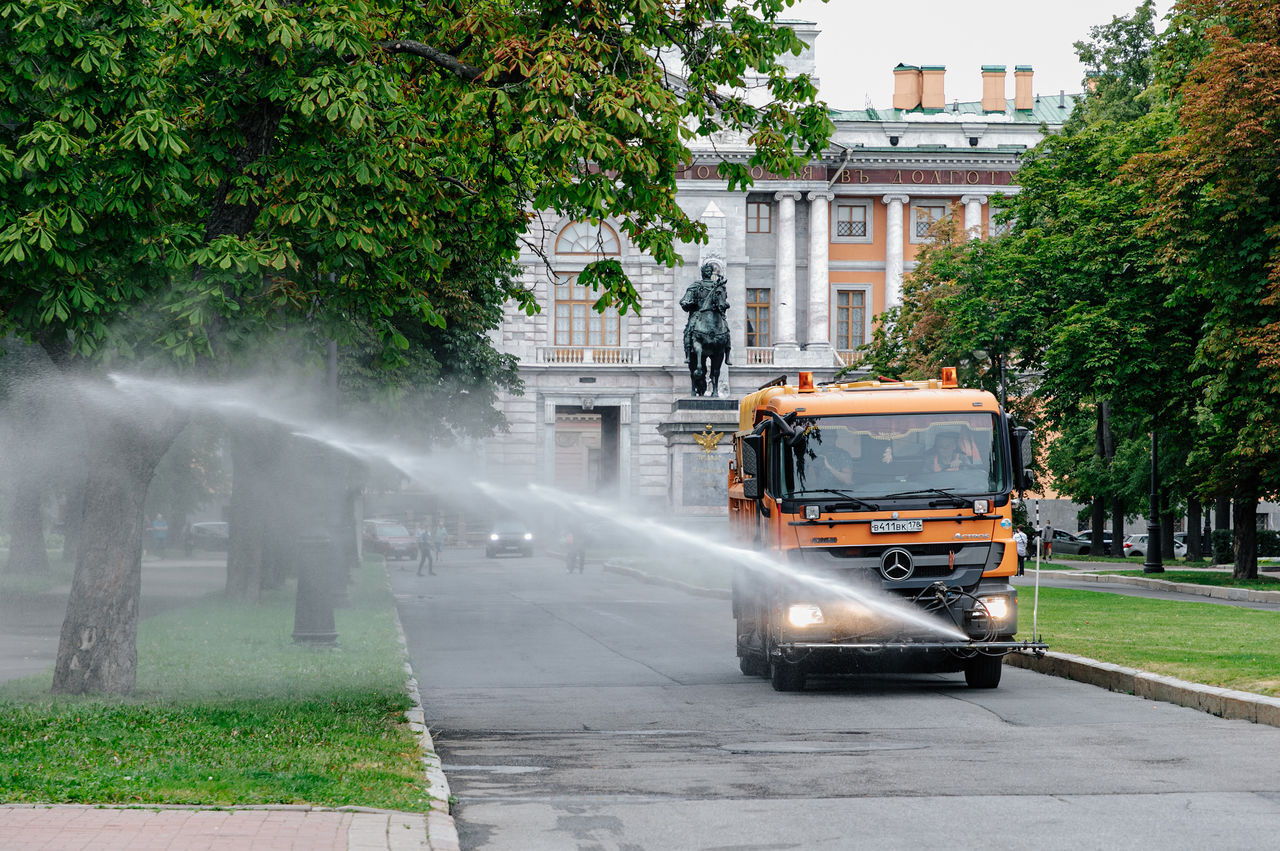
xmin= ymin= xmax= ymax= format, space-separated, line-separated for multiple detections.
xmin=1029 ymin=587 xmax=1280 ymax=697
xmin=0 ymin=561 xmax=430 ymax=811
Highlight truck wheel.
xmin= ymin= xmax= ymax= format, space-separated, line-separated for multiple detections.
xmin=739 ymin=654 xmax=767 ymax=677
xmin=964 ymin=654 xmax=1004 ymax=689
xmin=770 ymin=659 xmax=805 ymax=692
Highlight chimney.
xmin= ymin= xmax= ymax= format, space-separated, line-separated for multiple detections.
xmin=893 ymin=64 xmax=921 ymax=110
xmin=980 ymin=66 xmax=1006 ymax=113
xmin=1014 ymin=66 xmax=1034 ymax=110
xmin=921 ymin=65 xmax=946 ymax=111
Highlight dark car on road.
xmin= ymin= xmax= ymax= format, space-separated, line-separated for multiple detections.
xmin=362 ymin=520 xmax=419 ymax=561
xmin=486 ymin=520 xmax=534 ymax=558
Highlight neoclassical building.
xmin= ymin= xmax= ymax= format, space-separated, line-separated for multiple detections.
xmin=484 ymin=20 xmax=1076 ymax=513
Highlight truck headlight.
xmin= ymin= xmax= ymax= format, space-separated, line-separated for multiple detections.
xmin=787 ymin=604 xmax=825 ymax=627
xmin=489 ymin=533 xmax=499 ymax=541
xmin=975 ymin=596 xmax=1010 ymax=620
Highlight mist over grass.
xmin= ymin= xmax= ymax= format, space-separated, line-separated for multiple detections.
xmin=0 ymin=560 xmax=431 ymax=811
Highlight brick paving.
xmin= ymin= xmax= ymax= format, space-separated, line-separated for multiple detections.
xmin=0 ymin=805 xmax=429 ymax=850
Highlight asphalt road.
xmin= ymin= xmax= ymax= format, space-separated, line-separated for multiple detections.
xmin=394 ymin=549 xmax=1280 ymax=851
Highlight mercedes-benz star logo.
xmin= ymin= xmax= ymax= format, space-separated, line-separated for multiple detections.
xmin=880 ymin=548 xmax=915 ymax=581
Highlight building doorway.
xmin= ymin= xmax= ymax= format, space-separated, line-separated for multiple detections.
xmin=554 ymin=405 xmax=619 ymax=494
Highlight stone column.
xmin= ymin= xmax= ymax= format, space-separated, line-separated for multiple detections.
xmin=773 ymin=191 xmax=801 ymax=353
xmin=883 ymin=194 xmax=909 ymax=308
xmin=806 ymin=191 xmax=834 ymax=351
xmin=962 ymin=194 xmax=986 ymax=239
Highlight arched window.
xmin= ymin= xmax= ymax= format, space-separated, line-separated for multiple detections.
xmin=555 ymin=222 xmax=620 ymax=256
xmin=553 ymin=222 xmax=623 ymax=348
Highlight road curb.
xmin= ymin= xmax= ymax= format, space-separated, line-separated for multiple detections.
xmin=388 ymin=573 xmax=460 ymax=851
xmin=1005 ymin=650 xmax=1280 ymax=728
xmin=1059 ymin=570 xmax=1280 ymax=603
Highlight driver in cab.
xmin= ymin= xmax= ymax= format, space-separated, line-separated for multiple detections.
xmin=925 ymin=431 xmax=980 ymax=472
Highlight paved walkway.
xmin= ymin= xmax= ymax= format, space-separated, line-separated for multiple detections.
xmin=0 ymin=806 xmax=426 ymax=850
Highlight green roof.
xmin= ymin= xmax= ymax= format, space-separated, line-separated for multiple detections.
xmin=831 ymin=92 xmax=1080 ymax=125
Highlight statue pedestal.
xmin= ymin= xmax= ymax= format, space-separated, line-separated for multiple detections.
xmin=656 ymin=398 xmax=739 ymax=516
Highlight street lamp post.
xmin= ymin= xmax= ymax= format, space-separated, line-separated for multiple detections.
xmin=1143 ymin=428 xmax=1164 ymax=574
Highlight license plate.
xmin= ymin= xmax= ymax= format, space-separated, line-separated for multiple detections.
xmin=871 ymin=519 xmax=923 ymax=533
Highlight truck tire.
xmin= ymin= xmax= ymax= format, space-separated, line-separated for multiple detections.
xmin=964 ymin=653 xmax=1004 ymax=689
xmin=770 ymin=658 xmax=805 ymax=692
xmin=739 ymin=655 xmax=768 ymax=677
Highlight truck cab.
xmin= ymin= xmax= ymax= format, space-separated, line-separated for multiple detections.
xmin=729 ymin=370 xmax=1043 ymax=691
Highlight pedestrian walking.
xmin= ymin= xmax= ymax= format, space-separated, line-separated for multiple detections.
xmin=1042 ymin=522 xmax=1054 ymax=562
xmin=416 ymin=524 xmax=435 ymax=576
xmin=432 ymin=519 xmax=446 ymax=562
xmin=1013 ymin=525 xmax=1028 ymax=576
xmin=152 ymin=514 xmax=168 ymax=558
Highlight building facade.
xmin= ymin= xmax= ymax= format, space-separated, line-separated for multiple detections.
xmin=485 ymin=21 xmax=1076 ymax=513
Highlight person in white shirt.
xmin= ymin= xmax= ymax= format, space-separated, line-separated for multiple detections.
xmin=1013 ymin=525 xmax=1028 ymax=576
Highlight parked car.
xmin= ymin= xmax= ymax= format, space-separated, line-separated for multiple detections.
xmin=362 ymin=520 xmax=419 ymax=561
xmin=1074 ymin=529 xmax=1115 ymax=556
xmin=187 ymin=521 xmax=230 ymax=552
xmin=1049 ymin=529 xmax=1092 ymax=556
xmin=486 ymin=520 xmax=534 ymax=558
xmin=1122 ymin=533 xmax=1187 ymax=560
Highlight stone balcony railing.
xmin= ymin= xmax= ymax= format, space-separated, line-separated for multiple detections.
xmin=744 ymin=347 xmax=774 ymax=365
xmin=535 ymin=347 xmax=642 ymax=365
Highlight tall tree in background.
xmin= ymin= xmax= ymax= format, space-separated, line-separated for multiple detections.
xmin=1138 ymin=0 xmax=1280 ymax=577
xmin=1 ymin=0 xmax=832 ymax=693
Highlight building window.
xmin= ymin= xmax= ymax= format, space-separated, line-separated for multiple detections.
xmin=834 ymin=202 xmax=871 ymax=242
xmin=835 ymin=290 xmax=867 ymax=350
xmin=555 ymin=276 xmax=621 ymax=346
xmin=911 ymin=203 xmax=947 ymax=241
xmin=555 ymin=221 xmax=620 ymax=255
xmin=990 ymin=206 xmax=1013 ymax=237
xmin=746 ymin=288 xmax=771 ymax=347
xmin=746 ymin=201 xmax=772 ymax=234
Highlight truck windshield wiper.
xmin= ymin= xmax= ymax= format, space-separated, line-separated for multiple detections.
xmin=788 ymin=489 xmax=880 ymax=511
xmin=882 ymin=487 xmax=973 ymax=507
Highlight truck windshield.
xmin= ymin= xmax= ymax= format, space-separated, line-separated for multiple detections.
xmin=775 ymin=412 xmax=1008 ymax=500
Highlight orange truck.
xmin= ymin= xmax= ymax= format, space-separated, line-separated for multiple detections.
xmin=729 ymin=369 xmax=1045 ymax=691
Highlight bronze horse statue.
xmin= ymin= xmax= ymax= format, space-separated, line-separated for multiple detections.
xmin=681 ymin=264 xmax=732 ymax=396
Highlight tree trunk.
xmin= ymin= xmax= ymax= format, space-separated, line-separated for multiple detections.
xmin=1187 ymin=500 xmax=1203 ymax=561
xmin=1160 ymin=501 xmax=1176 ymax=561
xmin=52 ymin=406 xmax=188 ymax=695
xmin=5 ymin=477 xmax=50 ymax=575
xmin=1090 ymin=403 xmax=1107 ymax=555
xmin=226 ymin=423 xmax=285 ymax=603
xmin=60 ymin=477 xmax=85 ymax=564
xmin=1111 ymin=497 xmax=1125 ymax=558
xmin=1232 ymin=485 xmax=1258 ymax=580
xmin=1215 ymin=495 xmax=1231 ymax=532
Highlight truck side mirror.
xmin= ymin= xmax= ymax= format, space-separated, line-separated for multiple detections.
xmin=1012 ymin=425 xmax=1034 ymax=492
xmin=740 ymin=434 xmax=763 ymax=500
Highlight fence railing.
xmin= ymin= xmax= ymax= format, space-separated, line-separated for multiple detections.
xmin=745 ymin=347 xmax=774 ymax=365
xmin=535 ymin=347 xmax=642 ymax=365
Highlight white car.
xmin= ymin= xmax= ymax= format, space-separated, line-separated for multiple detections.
xmin=1122 ymin=534 xmax=1186 ymax=560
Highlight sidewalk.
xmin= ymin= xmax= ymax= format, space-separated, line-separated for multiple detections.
xmin=0 ymin=556 xmax=458 ymax=851
xmin=0 ymin=805 xmax=427 ymax=850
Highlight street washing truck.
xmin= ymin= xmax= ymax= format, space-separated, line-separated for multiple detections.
xmin=729 ymin=369 xmax=1045 ymax=691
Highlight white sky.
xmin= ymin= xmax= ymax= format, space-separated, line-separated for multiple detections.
xmin=786 ymin=0 xmax=1175 ymax=110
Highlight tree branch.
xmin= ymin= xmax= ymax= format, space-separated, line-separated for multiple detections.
xmin=378 ymin=39 xmax=518 ymax=86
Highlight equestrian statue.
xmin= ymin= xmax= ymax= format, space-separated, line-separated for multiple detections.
xmin=681 ymin=263 xmax=732 ymax=397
